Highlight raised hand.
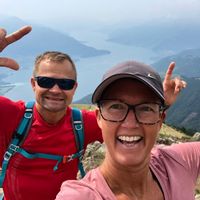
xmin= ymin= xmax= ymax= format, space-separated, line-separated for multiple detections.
xmin=163 ymin=62 xmax=187 ymax=106
xmin=0 ymin=26 xmax=32 ymax=70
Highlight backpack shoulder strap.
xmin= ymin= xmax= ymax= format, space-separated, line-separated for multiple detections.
xmin=71 ymin=107 xmax=85 ymax=178
xmin=0 ymin=101 xmax=34 ymax=187
xmin=16 ymin=101 xmax=35 ymax=144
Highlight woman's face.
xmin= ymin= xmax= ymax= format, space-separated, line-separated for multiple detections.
xmin=96 ymin=79 xmax=165 ymax=171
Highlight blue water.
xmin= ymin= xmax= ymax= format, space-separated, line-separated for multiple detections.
xmin=2 ymin=30 xmax=157 ymax=102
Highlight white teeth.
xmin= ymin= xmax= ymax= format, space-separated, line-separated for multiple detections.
xmin=47 ymin=96 xmax=63 ymax=101
xmin=118 ymin=136 xmax=142 ymax=142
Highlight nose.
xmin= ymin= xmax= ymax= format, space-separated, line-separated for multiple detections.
xmin=121 ymin=109 xmax=139 ymax=128
xmin=48 ymin=84 xmax=62 ymax=92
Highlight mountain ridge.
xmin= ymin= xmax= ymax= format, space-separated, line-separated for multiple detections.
xmin=0 ymin=16 xmax=110 ymax=60
xmin=74 ymin=49 xmax=200 ymax=133
xmin=152 ymin=48 xmax=200 ymax=78
xmin=107 ymin=21 xmax=200 ymax=58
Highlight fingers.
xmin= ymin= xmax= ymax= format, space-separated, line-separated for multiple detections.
xmin=0 ymin=26 xmax=32 ymax=70
xmin=174 ymin=77 xmax=187 ymax=94
xmin=182 ymin=80 xmax=187 ymax=88
xmin=6 ymin=26 xmax=32 ymax=45
xmin=0 ymin=28 xmax=7 ymax=42
xmin=0 ymin=57 xmax=19 ymax=70
xmin=164 ymin=62 xmax=176 ymax=82
xmin=0 ymin=28 xmax=7 ymax=51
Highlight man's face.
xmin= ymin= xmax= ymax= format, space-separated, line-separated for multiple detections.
xmin=96 ymin=79 xmax=164 ymax=170
xmin=31 ymin=59 xmax=77 ymax=115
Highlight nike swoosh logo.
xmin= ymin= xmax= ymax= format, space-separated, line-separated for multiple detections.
xmin=147 ymin=73 xmax=155 ymax=79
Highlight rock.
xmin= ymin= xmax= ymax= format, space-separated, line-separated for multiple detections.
xmin=192 ymin=132 xmax=200 ymax=141
xmin=195 ymin=194 xmax=200 ymax=200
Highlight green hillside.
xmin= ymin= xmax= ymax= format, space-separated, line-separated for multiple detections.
xmin=152 ymin=48 xmax=200 ymax=77
xmin=165 ymin=77 xmax=200 ymax=134
xmin=73 ymin=76 xmax=200 ymax=134
xmin=71 ymin=104 xmax=190 ymax=139
xmin=152 ymin=49 xmax=200 ymax=133
xmin=74 ymin=47 xmax=200 ymax=134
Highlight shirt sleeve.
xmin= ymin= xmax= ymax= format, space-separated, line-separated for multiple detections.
xmin=0 ymin=96 xmax=25 ymax=162
xmin=167 ymin=142 xmax=200 ymax=180
xmin=82 ymin=109 xmax=103 ymax=147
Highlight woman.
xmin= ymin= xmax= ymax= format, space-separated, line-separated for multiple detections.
xmin=56 ymin=61 xmax=199 ymax=200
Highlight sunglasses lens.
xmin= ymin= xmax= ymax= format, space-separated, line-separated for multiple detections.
xmin=35 ymin=77 xmax=55 ymax=88
xmin=35 ymin=76 xmax=75 ymax=90
xmin=58 ymin=79 xmax=75 ymax=90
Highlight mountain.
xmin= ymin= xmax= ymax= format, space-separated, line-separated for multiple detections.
xmin=107 ymin=21 xmax=200 ymax=56
xmin=73 ymin=77 xmax=200 ymax=135
xmin=74 ymin=48 xmax=200 ymax=133
xmin=165 ymin=77 xmax=200 ymax=134
xmin=73 ymin=77 xmax=200 ymax=134
xmin=73 ymin=94 xmax=92 ymax=104
xmin=0 ymin=16 xmax=110 ymax=60
xmin=0 ymin=15 xmax=110 ymax=93
xmin=152 ymin=48 xmax=200 ymax=78
xmin=0 ymin=84 xmax=15 ymax=96
xmin=151 ymin=49 xmax=200 ymax=133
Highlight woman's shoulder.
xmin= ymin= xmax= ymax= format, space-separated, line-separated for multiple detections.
xmin=56 ymin=168 xmax=115 ymax=200
xmin=151 ymin=142 xmax=200 ymax=171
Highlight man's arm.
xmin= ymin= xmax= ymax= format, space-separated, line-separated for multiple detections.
xmin=0 ymin=26 xmax=32 ymax=70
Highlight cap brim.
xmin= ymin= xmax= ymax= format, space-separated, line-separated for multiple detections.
xmin=92 ymin=73 xmax=164 ymax=104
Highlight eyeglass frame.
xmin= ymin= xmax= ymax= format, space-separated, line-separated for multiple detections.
xmin=34 ymin=76 xmax=76 ymax=90
xmin=97 ymin=99 xmax=167 ymax=125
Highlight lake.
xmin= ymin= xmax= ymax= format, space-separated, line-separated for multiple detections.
xmin=2 ymin=30 xmax=157 ymax=102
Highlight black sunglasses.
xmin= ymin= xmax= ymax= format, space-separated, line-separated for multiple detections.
xmin=34 ymin=76 xmax=76 ymax=90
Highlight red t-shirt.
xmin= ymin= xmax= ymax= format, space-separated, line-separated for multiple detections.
xmin=0 ymin=96 xmax=103 ymax=200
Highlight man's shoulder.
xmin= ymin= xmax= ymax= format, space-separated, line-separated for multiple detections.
xmin=76 ymin=109 xmax=96 ymax=121
xmin=0 ymin=96 xmax=25 ymax=113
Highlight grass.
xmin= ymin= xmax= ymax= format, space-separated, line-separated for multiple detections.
xmin=71 ymin=104 xmax=96 ymax=110
xmin=160 ymin=123 xmax=190 ymax=138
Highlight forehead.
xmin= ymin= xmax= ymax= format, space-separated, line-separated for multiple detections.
xmin=37 ymin=59 xmax=75 ymax=78
xmin=102 ymin=79 xmax=160 ymax=103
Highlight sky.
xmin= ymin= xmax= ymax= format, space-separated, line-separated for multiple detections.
xmin=1 ymin=0 xmax=200 ymax=30
xmin=0 ymin=0 xmax=200 ymax=101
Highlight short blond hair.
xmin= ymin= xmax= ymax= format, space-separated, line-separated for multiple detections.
xmin=33 ymin=51 xmax=77 ymax=80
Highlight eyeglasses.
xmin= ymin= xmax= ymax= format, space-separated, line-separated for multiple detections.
xmin=34 ymin=76 xmax=76 ymax=90
xmin=98 ymin=99 xmax=166 ymax=125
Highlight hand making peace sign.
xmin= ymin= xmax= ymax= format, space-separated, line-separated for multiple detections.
xmin=0 ymin=26 xmax=32 ymax=70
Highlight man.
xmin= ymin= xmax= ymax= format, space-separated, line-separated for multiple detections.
xmin=0 ymin=26 xmax=186 ymax=200
xmin=0 ymin=26 xmax=103 ymax=200
xmin=56 ymin=61 xmax=199 ymax=200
